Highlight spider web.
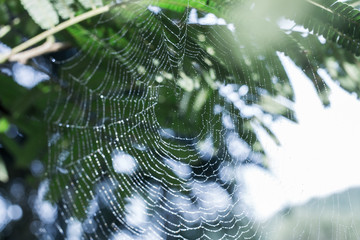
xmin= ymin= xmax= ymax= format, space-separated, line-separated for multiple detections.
xmin=40 ymin=0 xmax=360 ymax=239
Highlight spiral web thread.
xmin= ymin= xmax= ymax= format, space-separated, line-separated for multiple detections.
xmin=42 ymin=0 xmax=360 ymax=239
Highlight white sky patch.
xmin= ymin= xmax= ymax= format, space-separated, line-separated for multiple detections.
xmin=125 ymin=195 xmax=148 ymax=227
xmin=147 ymin=5 xmax=161 ymax=14
xmin=242 ymin=52 xmax=360 ymax=221
xmin=35 ymin=180 xmax=57 ymax=224
xmin=227 ymin=23 xmax=235 ymax=32
xmin=277 ymin=17 xmax=311 ymax=37
xmin=189 ymin=9 xmax=198 ymax=24
xmin=0 ymin=196 xmax=9 ymax=231
xmin=222 ymin=114 xmax=235 ymax=129
xmin=188 ymin=9 xmax=235 ymax=32
xmin=277 ymin=17 xmax=296 ymax=30
xmin=112 ymin=150 xmax=137 ymax=174
xmin=219 ymin=164 xmax=236 ymax=183
xmin=96 ymin=180 xmax=118 ymax=208
xmin=7 ymin=204 xmax=22 ymax=221
xmin=219 ymin=84 xmax=263 ymax=119
xmin=112 ymin=228 xmax=162 ymax=240
xmin=238 ymin=85 xmax=249 ymax=96
xmin=160 ymin=128 xmax=176 ymax=139
xmin=199 ymin=13 xmax=217 ymax=25
xmin=86 ymin=198 xmax=99 ymax=218
xmin=12 ymin=63 xmax=49 ymax=89
xmin=112 ymin=232 xmax=134 ymax=240
xmin=0 ymin=194 xmax=22 ymax=230
xmin=318 ymin=35 xmax=326 ymax=44
xmin=0 ymin=43 xmax=11 ymax=77
xmin=31 ymin=159 xmax=44 ymax=177
xmin=67 ymin=219 xmax=83 ymax=240
xmin=197 ymin=136 xmax=215 ymax=159
xmin=217 ymin=18 xmax=226 ymax=25
xmin=165 ymin=158 xmax=191 ymax=179
xmin=0 ymin=42 xmax=10 ymax=54
xmin=192 ymin=182 xmax=231 ymax=216
xmin=198 ymin=13 xmax=227 ymax=25
xmin=173 ymin=195 xmax=200 ymax=222
xmin=82 ymin=218 xmax=97 ymax=234
xmin=227 ymin=133 xmax=251 ymax=162
xmin=278 ymin=17 xmax=327 ymax=44
xmin=219 ymin=84 xmax=235 ymax=97
xmin=239 ymin=166 xmax=287 ymax=220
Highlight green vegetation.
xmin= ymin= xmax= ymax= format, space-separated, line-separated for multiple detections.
xmin=0 ymin=0 xmax=360 ymax=239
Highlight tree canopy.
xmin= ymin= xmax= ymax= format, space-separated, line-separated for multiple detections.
xmin=0 ymin=0 xmax=360 ymax=239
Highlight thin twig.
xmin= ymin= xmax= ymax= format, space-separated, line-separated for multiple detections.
xmin=0 ymin=4 xmax=111 ymax=64
xmin=9 ymin=37 xmax=71 ymax=64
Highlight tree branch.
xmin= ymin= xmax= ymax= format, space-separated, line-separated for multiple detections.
xmin=9 ymin=36 xmax=71 ymax=64
xmin=0 ymin=4 xmax=111 ymax=64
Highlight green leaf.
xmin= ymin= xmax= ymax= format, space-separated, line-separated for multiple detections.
xmin=0 ymin=118 xmax=9 ymax=133
xmin=77 ymin=0 xmax=103 ymax=9
xmin=0 ymin=157 xmax=8 ymax=183
xmin=20 ymin=0 xmax=59 ymax=29
xmin=289 ymin=0 xmax=360 ymax=56
xmin=53 ymin=0 xmax=75 ymax=19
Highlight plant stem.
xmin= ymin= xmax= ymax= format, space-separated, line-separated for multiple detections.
xmin=0 ymin=0 xmax=221 ymax=64
xmin=9 ymin=36 xmax=71 ymax=64
xmin=306 ymin=0 xmax=333 ymax=13
xmin=0 ymin=5 xmax=111 ymax=64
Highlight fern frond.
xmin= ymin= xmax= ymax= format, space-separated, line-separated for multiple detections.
xmin=20 ymin=0 xmax=59 ymax=29
xmin=315 ymin=0 xmax=360 ymax=39
xmin=271 ymin=30 xmax=331 ymax=105
xmin=146 ymin=0 xmax=233 ymax=18
xmin=287 ymin=0 xmax=360 ymax=55
xmin=77 ymin=0 xmax=103 ymax=9
xmin=53 ymin=0 xmax=75 ymax=19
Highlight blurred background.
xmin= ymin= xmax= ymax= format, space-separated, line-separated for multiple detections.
xmin=1 ymin=0 xmax=360 ymax=239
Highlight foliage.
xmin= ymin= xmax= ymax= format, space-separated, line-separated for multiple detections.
xmin=0 ymin=0 xmax=360 ymax=239
xmin=266 ymin=187 xmax=360 ymax=240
